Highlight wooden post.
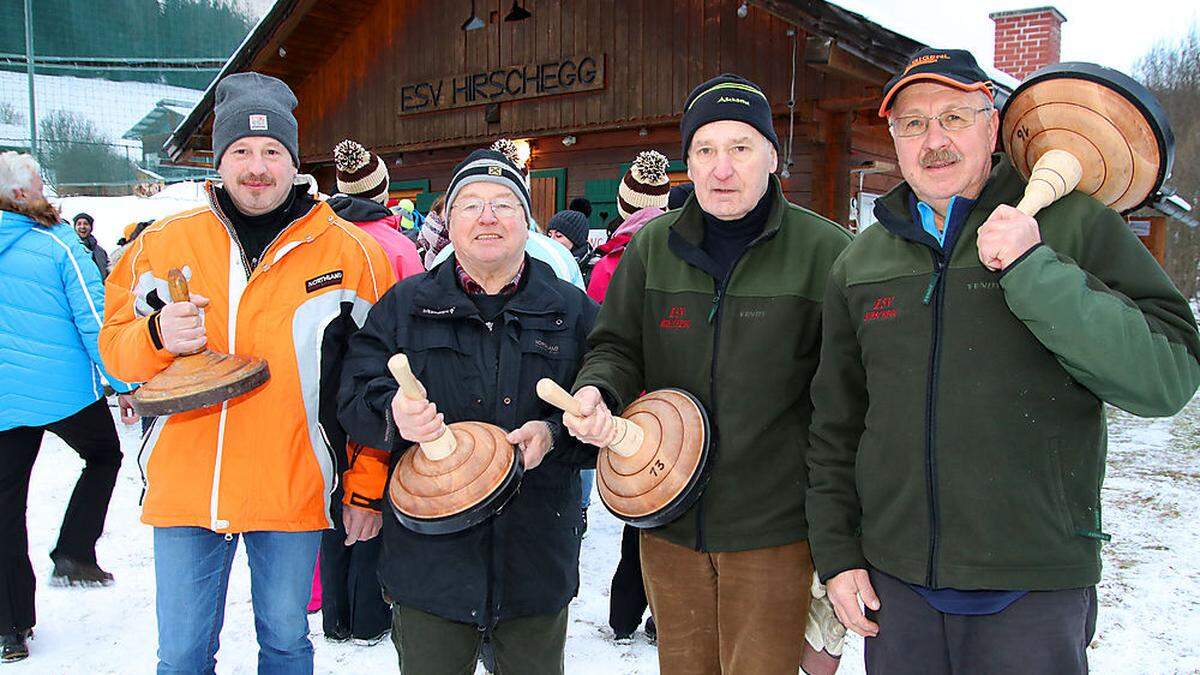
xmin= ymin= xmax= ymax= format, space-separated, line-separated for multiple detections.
xmin=813 ymin=110 xmax=851 ymax=226
xmin=1127 ymin=215 xmax=1167 ymax=267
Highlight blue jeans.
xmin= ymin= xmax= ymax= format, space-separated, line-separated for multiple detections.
xmin=154 ymin=527 xmax=322 ymax=675
xmin=580 ymin=469 xmax=595 ymax=509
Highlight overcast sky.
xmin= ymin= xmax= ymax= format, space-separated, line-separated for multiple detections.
xmin=832 ymin=0 xmax=1199 ymax=75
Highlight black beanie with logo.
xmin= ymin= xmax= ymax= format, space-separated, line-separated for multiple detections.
xmin=680 ymin=73 xmax=779 ymax=160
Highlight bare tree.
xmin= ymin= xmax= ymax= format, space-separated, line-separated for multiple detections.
xmin=38 ymin=111 xmax=136 ymax=188
xmin=1137 ymin=26 xmax=1200 ymax=298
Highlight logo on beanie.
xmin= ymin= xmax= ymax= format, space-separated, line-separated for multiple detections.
xmin=248 ymin=114 xmax=268 ymax=131
xmin=488 ymin=166 xmax=503 ymax=176
xmin=716 ymin=96 xmax=750 ymax=106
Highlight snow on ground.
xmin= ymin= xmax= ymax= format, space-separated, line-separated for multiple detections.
xmin=9 ymin=395 xmax=1200 ymax=674
xmin=56 ymin=181 xmax=209 ymax=252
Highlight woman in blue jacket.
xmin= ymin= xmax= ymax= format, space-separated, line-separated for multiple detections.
xmin=0 ymin=152 xmax=136 ymax=663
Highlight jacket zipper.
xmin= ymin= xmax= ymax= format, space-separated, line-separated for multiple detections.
xmin=923 ymin=252 xmax=947 ymax=587
xmin=698 ymin=231 xmax=775 ymax=551
xmin=202 ymin=184 xmax=316 ymax=530
xmin=483 ymin=520 xmax=495 ymax=627
xmin=207 ymin=183 xmax=310 ymax=281
xmin=483 ymin=313 xmax=501 ymax=626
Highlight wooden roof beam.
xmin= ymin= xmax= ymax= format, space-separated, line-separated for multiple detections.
xmin=805 ymin=36 xmax=891 ymax=85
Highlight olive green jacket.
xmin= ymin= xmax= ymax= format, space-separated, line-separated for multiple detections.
xmin=806 ymin=156 xmax=1200 ymax=590
xmin=575 ymin=176 xmax=851 ymax=551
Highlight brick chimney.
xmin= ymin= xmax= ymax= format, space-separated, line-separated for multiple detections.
xmin=989 ymin=7 xmax=1067 ymax=80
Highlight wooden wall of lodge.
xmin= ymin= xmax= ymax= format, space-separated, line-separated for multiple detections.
xmin=310 ymin=120 xmax=900 ymax=230
xmin=294 ymin=0 xmax=895 ymax=226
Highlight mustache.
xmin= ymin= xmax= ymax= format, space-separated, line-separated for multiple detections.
xmin=238 ymin=173 xmax=276 ymax=185
xmin=920 ymin=147 xmax=963 ymax=168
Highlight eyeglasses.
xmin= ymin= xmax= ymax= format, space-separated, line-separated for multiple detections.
xmin=889 ymin=106 xmax=994 ymax=138
xmin=451 ymin=198 xmax=523 ymax=220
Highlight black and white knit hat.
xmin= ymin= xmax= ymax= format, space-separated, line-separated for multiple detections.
xmin=618 ymin=150 xmax=670 ymax=220
xmin=490 ymin=138 xmax=531 ymax=188
xmin=445 ymin=149 xmax=532 ymax=219
xmin=334 ymin=139 xmax=390 ymax=205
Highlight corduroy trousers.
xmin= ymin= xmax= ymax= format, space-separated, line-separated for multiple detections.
xmin=640 ymin=532 xmax=814 ymax=674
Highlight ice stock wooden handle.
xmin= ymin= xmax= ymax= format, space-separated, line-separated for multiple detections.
xmin=1015 ymin=149 xmax=1083 ymax=218
xmin=387 ymin=354 xmax=456 ymax=461
xmin=167 ymin=268 xmax=190 ymax=303
xmin=536 ymin=379 xmax=643 ymax=458
xmin=164 ymin=268 xmax=205 ymax=357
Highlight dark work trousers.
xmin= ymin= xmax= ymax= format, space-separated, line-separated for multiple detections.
xmin=392 ymin=604 xmax=568 ymax=675
xmin=0 ymin=398 xmax=122 ymax=633
xmin=608 ymin=523 xmax=648 ymax=636
xmin=320 ymin=492 xmax=391 ymax=640
xmin=864 ymin=568 xmax=1098 ymax=675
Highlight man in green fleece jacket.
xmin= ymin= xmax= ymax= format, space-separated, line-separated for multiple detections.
xmin=562 ymin=73 xmax=851 ymax=673
xmin=807 ymin=48 xmax=1200 ymax=674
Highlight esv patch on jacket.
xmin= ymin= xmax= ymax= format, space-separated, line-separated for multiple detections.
xmin=659 ymin=305 xmax=692 ymax=330
xmin=862 ymin=295 xmax=898 ymax=323
xmin=306 ymin=270 xmax=344 ymax=293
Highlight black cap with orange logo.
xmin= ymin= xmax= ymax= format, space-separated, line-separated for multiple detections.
xmin=878 ymin=48 xmax=995 ymax=117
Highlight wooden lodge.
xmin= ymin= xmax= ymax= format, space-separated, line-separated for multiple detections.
xmin=166 ymin=0 xmax=958 ymax=231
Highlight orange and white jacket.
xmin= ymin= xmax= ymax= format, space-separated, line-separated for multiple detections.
xmin=100 ymin=184 xmax=395 ymax=533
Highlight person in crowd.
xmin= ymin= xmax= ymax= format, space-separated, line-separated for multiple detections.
xmin=806 ymin=48 xmax=1200 ymax=674
xmin=568 ymin=196 xmax=592 ymax=220
xmin=331 ymin=139 xmax=424 ymax=280
xmin=572 ymin=150 xmax=672 ymax=643
xmin=418 ymin=194 xmax=449 ymax=269
xmin=546 ymin=209 xmax=592 ymax=268
xmin=301 ymin=137 xmax=426 ymax=645
xmin=393 ymin=197 xmax=423 ymax=247
xmin=430 ymin=140 xmax=585 ymax=290
xmin=338 ymin=147 xmax=598 ymax=674
xmin=0 ymin=152 xmax=137 ymax=663
xmin=666 ymin=183 xmax=694 ymax=211
xmin=562 ymin=74 xmax=851 ymax=673
xmin=72 ymin=212 xmax=109 ymax=279
xmin=586 ymin=206 xmax=662 ymax=305
xmin=99 ymin=72 xmax=395 ymax=673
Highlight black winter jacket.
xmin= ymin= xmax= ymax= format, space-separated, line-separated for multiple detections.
xmin=338 ymin=255 xmax=599 ymax=626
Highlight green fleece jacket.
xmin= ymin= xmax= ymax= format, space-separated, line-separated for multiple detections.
xmin=806 ymin=155 xmax=1200 ymax=591
xmin=575 ymin=176 xmax=851 ymax=551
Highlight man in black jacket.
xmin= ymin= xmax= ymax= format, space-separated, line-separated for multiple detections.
xmin=338 ymin=148 xmax=598 ymax=675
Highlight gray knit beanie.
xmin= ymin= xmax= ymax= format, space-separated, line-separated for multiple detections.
xmin=212 ymin=72 xmax=300 ymax=169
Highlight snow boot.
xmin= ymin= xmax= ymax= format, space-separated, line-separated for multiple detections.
xmin=50 ymin=558 xmax=114 ymax=587
xmin=0 ymin=630 xmax=30 ymax=663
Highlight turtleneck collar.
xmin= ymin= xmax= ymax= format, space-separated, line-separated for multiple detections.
xmin=699 ymin=186 xmax=773 ymax=281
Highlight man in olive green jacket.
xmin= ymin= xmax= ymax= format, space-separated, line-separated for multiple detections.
xmin=562 ymin=74 xmax=851 ymax=673
xmin=807 ymin=48 xmax=1200 ymax=674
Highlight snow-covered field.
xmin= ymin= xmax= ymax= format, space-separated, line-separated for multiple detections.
xmin=56 ymin=181 xmax=210 ymax=253
xmin=8 ymin=394 xmax=1199 ymax=674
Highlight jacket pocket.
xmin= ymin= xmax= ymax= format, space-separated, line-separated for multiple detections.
xmin=404 ymin=325 xmax=484 ymax=418
xmin=1046 ymin=438 xmax=1078 ymax=539
xmin=1049 ymin=438 xmax=1111 ymax=542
